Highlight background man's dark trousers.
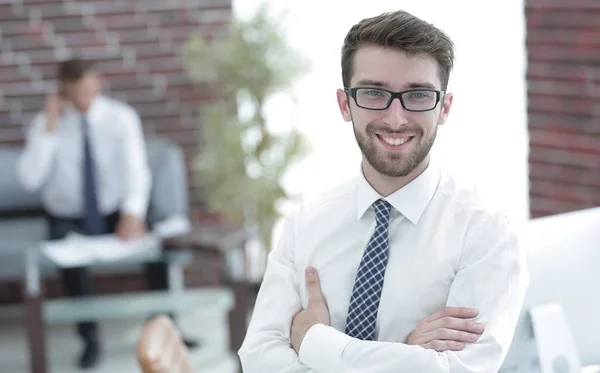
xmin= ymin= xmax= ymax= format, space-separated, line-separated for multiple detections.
xmin=47 ymin=211 xmax=171 ymax=349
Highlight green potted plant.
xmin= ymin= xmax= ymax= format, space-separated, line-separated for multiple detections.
xmin=185 ymin=3 xmax=310 ymax=282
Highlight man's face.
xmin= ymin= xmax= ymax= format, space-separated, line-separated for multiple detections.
xmin=63 ymin=72 xmax=101 ymax=113
xmin=336 ymin=47 xmax=453 ymax=178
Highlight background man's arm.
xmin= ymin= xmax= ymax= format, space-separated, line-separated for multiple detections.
xmin=119 ymin=109 xmax=151 ymax=220
xmin=17 ymin=113 xmax=58 ymax=191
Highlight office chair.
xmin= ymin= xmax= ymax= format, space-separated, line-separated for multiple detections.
xmin=501 ymin=207 xmax=600 ymax=372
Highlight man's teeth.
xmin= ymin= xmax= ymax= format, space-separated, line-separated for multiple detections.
xmin=382 ymin=136 xmax=410 ymax=146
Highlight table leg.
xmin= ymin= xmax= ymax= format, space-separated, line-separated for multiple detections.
xmin=25 ymin=295 xmax=47 ymax=373
xmin=24 ymin=246 xmax=47 ymax=373
xmin=167 ymin=262 xmax=185 ymax=293
xmin=228 ymin=281 xmax=249 ymax=373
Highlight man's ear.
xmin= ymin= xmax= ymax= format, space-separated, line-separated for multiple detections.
xmin=437 ymin=92 xmax=453 ymax=126
xmin=336 ymin=88 xmax=353 ymax=122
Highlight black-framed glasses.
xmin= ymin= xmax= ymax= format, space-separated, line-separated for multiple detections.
xmin=345 ymin=87 xmax=445 ymax=112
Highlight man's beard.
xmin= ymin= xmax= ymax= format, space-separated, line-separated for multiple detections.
xmin=353 ymin=121 xmax=436 ymax=178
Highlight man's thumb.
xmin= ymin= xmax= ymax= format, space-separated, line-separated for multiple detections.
xmin=305 ymin=267 xmax=323 ymax=305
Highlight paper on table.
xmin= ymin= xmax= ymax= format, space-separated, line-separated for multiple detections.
xmin=41 ymin=215 xmax=191 ymax=268
xmin=42 ymin=239 xmax=96 ymax=267
xmin=42 ymin=232 xmax=161 ymax=268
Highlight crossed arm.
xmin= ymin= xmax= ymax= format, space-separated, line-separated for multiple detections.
xmin=238 ymin=212 xmax=529 ymax=373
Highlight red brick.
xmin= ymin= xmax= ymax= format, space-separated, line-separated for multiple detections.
xmin=0 ymin=6 xmax=28 ymax=22
xmin=530 ymin=145 xmax=600 ymax=168
xmin=528 ymin=78 xmax=600 ymax=98
xmin=526 ymin=9 xmax=600 ymax=28
xmin=529 ymin=195 xmax=589 ymax=217
xmin=530 ymin=161 xmax=600 ymax=187
xmin=530 ymin=179 xmax=600 ymax=205
xmin=529 ymin=44 xmax=600 ymax=64
xmin=0 ymin=127 xmax=25 ymax=144
xmin=529 ymin=113 xmax=600 ymax=135
xmin=529 ymin=129 xmax=600 ymax=154
xmin=528 ymin=62 xmax=600 ymax=82
xmin=101 ymin=14 xmax=149 ymax=30
xmin=527 ymin=0 xmax=600 ymax=10
xmin=50 ymin=16 xmax=89 ymax=33
xmin=527 ymin=29 xmax=600 ymax=46
xmin=528 ymin=95 xmax=598 ymax=115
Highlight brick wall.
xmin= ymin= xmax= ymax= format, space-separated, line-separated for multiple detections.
xmin=526 ymin=0 xmax=600 ymax=217
xmin=0 ymin=0 xmax=232 ymax=300
xmin=0 ymin=0 xmax=233 ymax=215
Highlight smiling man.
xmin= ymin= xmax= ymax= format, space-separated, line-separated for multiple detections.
xmin=238 ymin=10 xmax=529 ymax=373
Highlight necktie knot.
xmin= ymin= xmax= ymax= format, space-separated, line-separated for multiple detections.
xmin=373 ymin=199 xmax=392 ymax=225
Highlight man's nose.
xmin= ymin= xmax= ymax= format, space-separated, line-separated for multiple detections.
xmin=384 ymin=97 xmax=408 ymax=130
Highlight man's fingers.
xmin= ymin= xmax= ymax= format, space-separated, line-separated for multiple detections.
xmin=421 ymin=316 xmax=485 ymax=335
xmin=423 ymin=307 xmax=479 ymax=322
xmin=421 ymin=328 xmax=481 ymax=344
xmin=421 ymin=340 xmax=465 ymax=352
xmin=305 ymin=267 xmax=324 ymax=306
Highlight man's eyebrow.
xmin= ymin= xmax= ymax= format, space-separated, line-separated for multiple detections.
xmin=354 ymin=79 xmax=389 ymax=88
xmin=353 ymin=80 xmax=440 ymax=90
xmin=404 ymin=82 xmax=438 ymax=90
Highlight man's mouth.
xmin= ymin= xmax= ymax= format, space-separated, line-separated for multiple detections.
xmin=380 ymin=136 xmax=411 ymax=146
xmin=376 ymin=134 xmax=414 ymax=150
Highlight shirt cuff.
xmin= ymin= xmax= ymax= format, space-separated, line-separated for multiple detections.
xmin=121 ymin=197 xmax=148 ymax=220
xmin=298 ymin=324 xmax=353 ymax=372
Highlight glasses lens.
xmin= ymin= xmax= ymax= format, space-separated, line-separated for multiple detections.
xmin=355 ymin=88 xmax=392 ymax=109
xmin=401 ymin=90 xmax=438 ymax=111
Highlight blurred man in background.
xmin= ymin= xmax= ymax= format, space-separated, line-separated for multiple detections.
xmin=17 ymin=58 xmax=198 ymax=369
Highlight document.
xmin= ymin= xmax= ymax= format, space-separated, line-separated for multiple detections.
xmin=42 ymin=233 xmax=161 ymax=268
xmin=41 ymin=215 xmax=191 ymax=268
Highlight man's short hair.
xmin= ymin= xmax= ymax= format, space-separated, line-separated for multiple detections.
xmin=57 ymin=58 xmax=96 ymax=82
xmin=341 ymin=10 xmax=455 ymax=90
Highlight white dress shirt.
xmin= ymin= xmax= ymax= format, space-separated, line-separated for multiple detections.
xmin=17 ymin=95 xmax=151 ymax=219
xmin=238 ymin=161 xmax=529 ymax=373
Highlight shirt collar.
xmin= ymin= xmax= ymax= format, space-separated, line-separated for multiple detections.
xmin=72 ymin=95 xmax=105 ymax=123
xmin=356 ymin=160 xmax=441 ymax=225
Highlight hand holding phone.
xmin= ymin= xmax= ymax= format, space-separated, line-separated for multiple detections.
xmin=44 ymin=94 xmax=63 ymax=133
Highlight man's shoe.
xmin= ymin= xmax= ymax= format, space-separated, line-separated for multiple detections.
xmin=78 ymin=341 xmax=100 ymax=369
xmin=182 ymin=336 xmax=200 ymax=350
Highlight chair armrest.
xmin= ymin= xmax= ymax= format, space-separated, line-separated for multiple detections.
xmin=162 ymin=225 xmax=247 ymax=254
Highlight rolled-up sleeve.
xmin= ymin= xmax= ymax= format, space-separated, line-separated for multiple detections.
xmin=119 ymin=108 xmax=151 ymax=219
xmin=17 ymin=114 xmax=58 ymax=191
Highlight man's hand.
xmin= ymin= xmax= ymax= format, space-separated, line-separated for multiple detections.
xmin=291 ymin=267 xmax=330 ymax=354
xmin=116 ymin=214 xmax=147 ymax=240
xmin=406 ymin=307 xmax=485 ymax=352
xmin=45 ymin=94 xmax=62 ymax=133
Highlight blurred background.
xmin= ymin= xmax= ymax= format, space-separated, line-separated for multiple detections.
xmin=1 ymin=0 xmax=599 ymax=372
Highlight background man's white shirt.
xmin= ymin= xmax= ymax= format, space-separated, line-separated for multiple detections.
xmin=18 ymin=95 xmax=151 ymax=219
